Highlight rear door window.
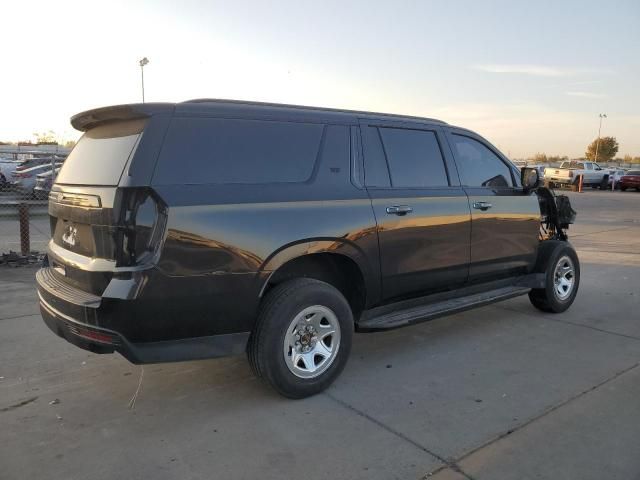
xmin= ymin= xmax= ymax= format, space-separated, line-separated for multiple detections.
xmin=360 ymin=126 xmax=391 ymax=187
xmin=377 ymin=127 xmax=449 ymax=188
xmin=449 ymin=134 xmax=513 ymax=187
xmin=55 ymin=119 xmax=145 ymax=186
xmin=153 ymin=117 xmax=324 ymax=185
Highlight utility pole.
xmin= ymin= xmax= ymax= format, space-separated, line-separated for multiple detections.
xmin=139 ymin=57 xmax=149 ymax=103
xmin=594 ymin=113 xmax=607 ymax=162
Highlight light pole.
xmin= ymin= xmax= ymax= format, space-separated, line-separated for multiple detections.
xmin=594 ymin=113 xmax=607 ymax=163
xmin=139 ymin=57 xmax=149 ymax=103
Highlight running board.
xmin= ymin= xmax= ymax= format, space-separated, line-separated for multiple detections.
xmin=358 ymin=285 xmax=531 ymax=331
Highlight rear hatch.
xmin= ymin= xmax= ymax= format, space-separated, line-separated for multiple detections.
xmin=49 ymin=117 xmax=167 ymax=295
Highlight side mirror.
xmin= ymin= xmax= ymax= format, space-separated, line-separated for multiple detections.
xmin=521 ymin=167 xmax=539 ymax=192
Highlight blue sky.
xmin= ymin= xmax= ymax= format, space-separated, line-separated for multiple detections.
xmin=2 ymin=0 xmax=638 ymax=157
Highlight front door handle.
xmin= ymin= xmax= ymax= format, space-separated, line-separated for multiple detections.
xmin=386 ymin=205 xmax=413 ymax=216
xmin=472 ymin=201 xmax=493 ymax=211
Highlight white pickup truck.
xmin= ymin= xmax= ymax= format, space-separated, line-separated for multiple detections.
xmin=544 ymin=161 xmax=609 ymax=189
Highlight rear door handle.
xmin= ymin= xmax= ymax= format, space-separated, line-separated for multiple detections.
xmin=386 ymin=205 xmax=413 ymax=216
xmin=472 ymin=201 xmax=492 ymax=211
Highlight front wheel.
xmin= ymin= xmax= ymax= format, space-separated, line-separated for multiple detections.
xmin=247 ymin=278 xmax=353 ymax=399
xmin=529 ymin=241 xmax=580 ymax=313
xmin=599 ymin=175 xmax=610 ymax=190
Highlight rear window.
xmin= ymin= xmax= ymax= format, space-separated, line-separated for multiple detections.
xmin=153 ymin=117 xmax=324 ymax=185
xmin=561 ymin=161 xmax=585 ymax=170
xmin=55 ymin=119 xmax=145 ymax=185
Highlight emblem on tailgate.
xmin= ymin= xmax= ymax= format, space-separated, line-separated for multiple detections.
xmin=62 ymin=225 xmax=78 ymax=247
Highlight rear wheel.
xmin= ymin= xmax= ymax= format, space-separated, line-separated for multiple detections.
xmin=529 ymin=241 xmax=580 ymax=313
xmin=247 ymin=278 xmax=353 ymax=399
xmin=621 ymin=186 xmax=627 ymax=191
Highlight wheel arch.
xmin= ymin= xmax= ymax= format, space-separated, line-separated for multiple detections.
xmin=258 ymin=240 xmax=378 ymax=319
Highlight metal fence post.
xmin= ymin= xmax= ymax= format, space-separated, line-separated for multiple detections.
xmin=18 ymin=202 xmax=30 ymax=256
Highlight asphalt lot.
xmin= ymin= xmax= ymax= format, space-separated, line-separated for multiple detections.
xmin=1 ymin=189 xmax=639 ymax=480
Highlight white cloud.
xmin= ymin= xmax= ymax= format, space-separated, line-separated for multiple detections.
xmin=473 ymin=64 xmax=611 ymax=77
xmin=566 ymin=91 xmax=608 ymax=99
xmin=474 ymin=64 xmax=573 ymax=76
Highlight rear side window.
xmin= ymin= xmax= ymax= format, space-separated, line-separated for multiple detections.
xmin=55 ymin=119 xmax=145 ymax=186
xmin=153 ymin=118 xmax=324 ymax=185
xmin=450 ymin=134 xmax=513 ymax=188
xmin=378 ymin=127 xmax=448 ymax=187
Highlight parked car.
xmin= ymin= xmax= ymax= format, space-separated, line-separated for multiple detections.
xmin=544 ymin=160 xmax=608 ymax=189
xmin=607 ymin=169 xmax=627 ymax=189
xmin=0 ymin=167 xmax=9 ymax=191
xmin=0 ymin=158 xmax=20 ymax=177
xmin=33 ymin=168 xmax=61 ymax=199
xmin=12 ymin=163 xmax=63 ymax=194
xmin=36 ymin=100 xmax=580 ymax=398
xmin=619 ymin=170 xmax=640 ymax=191
xmin=14 ymin=155 xmax=66 ymax=172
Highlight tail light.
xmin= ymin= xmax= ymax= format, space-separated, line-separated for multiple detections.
xmin=68 ymin=324 xmax=119 ymax=345
xmin=568 ymin=171 xmax=574 ymax=178
xmin=114 ymin=188 xmax=167 ymax=267
xmin=13 ymin=172 xmax=30 ymax=179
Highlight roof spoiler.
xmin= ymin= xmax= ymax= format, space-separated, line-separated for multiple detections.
xmin=70 ymin=103 xmax=175 ymax=131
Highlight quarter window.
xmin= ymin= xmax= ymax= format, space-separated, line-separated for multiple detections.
xmin=153 ymin=117 xmax=324 ymax=185
xmin=450 ymin=135 xmax=513 ymax=187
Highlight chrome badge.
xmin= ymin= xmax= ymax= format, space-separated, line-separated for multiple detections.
xmin=62 ymin=225 xmax=78 ymax=247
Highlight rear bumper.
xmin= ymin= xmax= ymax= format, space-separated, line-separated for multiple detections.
xmin=545 ymin=177 xmax=574 ymax=185
xmin=36 ymin=267 xmax=249 ymax=364
xmin=546 ymin=176 xmax=600 ymax=186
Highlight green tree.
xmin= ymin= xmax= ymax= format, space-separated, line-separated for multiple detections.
xmin=547 ymin=155 xmax=569 ymax=163
xmin=585 ymin=136 xmax=618 ymax=162
xmin=33 ymin=130 xmax=58 ymax=145
xmin=530 ymin=153 xmax=547 ymax=163
xmin=623 ymin=154 xmax=633 ymax=164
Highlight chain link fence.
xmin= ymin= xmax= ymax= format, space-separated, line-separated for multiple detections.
xmin=1 ymin=150 xmax=68 ymax=265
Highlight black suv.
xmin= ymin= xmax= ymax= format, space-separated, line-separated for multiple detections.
xmin=36 ymin=100 xmax=579 ymax=398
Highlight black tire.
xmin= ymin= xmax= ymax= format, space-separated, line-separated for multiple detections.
xmin=599 ymin=175 xmax=609 ymax=190
xmin=247 ymin=278 xmax=353 ymax=399
xmin=621 ymin=186 xmax=627 ymax=191
xmin=529 ymin=241 xmax=580 ymax=313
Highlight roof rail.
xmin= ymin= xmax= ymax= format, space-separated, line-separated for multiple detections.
xmin=182 ymin=98 xmax=447 ymax=124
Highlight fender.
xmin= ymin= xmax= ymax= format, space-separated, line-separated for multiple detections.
xmin=257 ymin=237 xmax=380 ymax=305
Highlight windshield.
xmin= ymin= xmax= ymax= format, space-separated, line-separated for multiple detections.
xmin=55 ymin=119 xmax=146 ymax=185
